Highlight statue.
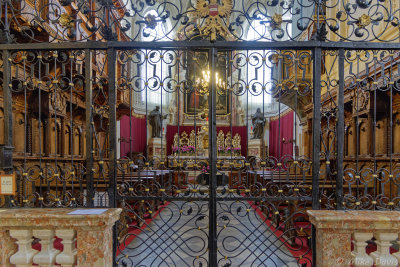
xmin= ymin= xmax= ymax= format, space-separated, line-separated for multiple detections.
xmin=148 ymin=106 xmax=168 ymax=138
xmin=168 ymin=99 xmax=177 ymax=124
xmin=237 ymin=99 xmax=245 ymax=125
xmin=251 ymin=108 xmax=265 ymax=139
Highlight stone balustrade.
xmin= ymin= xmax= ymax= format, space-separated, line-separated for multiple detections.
xmin=0 ymin=208 xmax=121 ymax=267
xmin=308 ymin=210 xmax=400 ymax=267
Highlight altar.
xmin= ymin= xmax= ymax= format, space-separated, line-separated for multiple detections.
xmin=167 ymin=127 xmax=246 ymax=180
xmin=169 ymin=125 xmax=243 ymax=156
xmin=166 ymin=124 xmax=247 ymax=158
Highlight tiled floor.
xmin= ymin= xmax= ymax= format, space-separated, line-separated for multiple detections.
xmin=117 ymin=200 xmax=301 ymax=267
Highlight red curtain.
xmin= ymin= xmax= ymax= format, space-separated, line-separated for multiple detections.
xmin=269 ymin=111 xmax=294 ymax=159
xmin=120 ymin=115 xmax=147 ymax=158
xmin=166 ymin=125 xmax=248 ymax=156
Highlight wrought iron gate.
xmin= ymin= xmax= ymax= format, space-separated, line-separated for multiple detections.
xmin=111 ymin=45 xmax=316 ymax=267
xmin=0 ymin=43 xmax=317 ymax=267
xmin=1 ymin=0 xmax=400 ymax=266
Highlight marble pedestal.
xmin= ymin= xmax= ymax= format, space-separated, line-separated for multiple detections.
xmin=148 ymin=137 xmax=166 ymax=159
xmin=307 ymin=210 xmax=400 ymax=267
xmin=0 ymin=208 xmax=121 ymax=267
xmin=248 ymin=139 xmax=263 ymax=157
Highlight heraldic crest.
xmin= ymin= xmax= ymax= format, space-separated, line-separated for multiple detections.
xmin=194 ymin=0 xmax=233 ymax=41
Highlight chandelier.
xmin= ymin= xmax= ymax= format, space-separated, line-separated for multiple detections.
xmin=194 ymin=70 xmax=227 ymax=96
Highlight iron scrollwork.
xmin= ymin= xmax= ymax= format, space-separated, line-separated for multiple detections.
xmin=1 ymin=0 xmax=399 ymax=43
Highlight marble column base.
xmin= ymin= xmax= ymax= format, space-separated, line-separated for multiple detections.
xmin=148 ymin=137 xmax=166 ymax=159
xmin=248 ymin=139 xmax=263 ymax=157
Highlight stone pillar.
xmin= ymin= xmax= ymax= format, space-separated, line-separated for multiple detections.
xmin=248 ymin=139 xmax=263 ymax=158
xmin=9 ymin=229 xmax=38 ymax=267
xmin=315 ymin=228 xmax=352 ymax=267
xmin=32 ymin=229 xmax=60 ymax=266
xmin=77 ymin=226 xmax=114 ymax=267
xmin=56 ymin=229 xmax=76 ymax=267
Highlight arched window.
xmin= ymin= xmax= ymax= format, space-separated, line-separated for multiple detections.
xmin=246 ymin=14 xmax=272 ymax=41
xmin=244 ymin=16 xmax=272 ymax=111
xmin=140 ymin=10 xmax=170 ymax=108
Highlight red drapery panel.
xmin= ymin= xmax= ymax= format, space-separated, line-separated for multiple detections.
xmin=166 ymin=125 xmax=248 ymax=157
xmin=120 ymin=115 xmax=147 ymax=158
xmin=269 ymin=111 xmax=294 ymax=159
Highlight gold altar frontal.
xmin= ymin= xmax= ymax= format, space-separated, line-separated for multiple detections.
xmin=167 ymin=156 xmax=245 ymax=169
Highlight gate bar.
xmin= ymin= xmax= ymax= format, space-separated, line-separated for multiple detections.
xmin=311 ymin=47 xmax=322 ymax=266
xmin=85 ymin=49 xmax=94 ymax=208
xmin=108 ymin=48 xmax=118 ymax=209
xmin=312 ymin=48 xmax=322 ymax=209
xmin=208 ymin=47 xmax=218 ymax=267
xmin=107 ymin=47 xmax=118 ymax=267
xmin=2 ymin=41 xmax=400 ymax=51
xmin=336 ymin=49 xmax=345 ymax=210
xmin=1 ymin=50 xmax=13 ymax=172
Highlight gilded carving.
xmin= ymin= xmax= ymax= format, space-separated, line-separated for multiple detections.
xmin=352 ymin=90 xmax=369 ymax=113
xmin=50 ymin=90 xmax=67 ymax=114
xmin=194 ymin=0 xmax=233 ymax=41
xmin=271 ymin=13 xmax=283 ymax=30
xmin=189 ymin=130 xmax=196 ymax=147
xmin=59 ymin=13 xmax=75 ymax=29
xmin=217 ymin=130 xmax=225 ymax=148
xmin=357 ymin=14 xmax=371 ymax=29
xmin=171 ymin=129 xmax=241 ymax=156
xmin=232 ymin=134 xmax=241 ymax=150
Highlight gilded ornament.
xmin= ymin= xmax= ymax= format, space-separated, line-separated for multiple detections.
xmin=59 ymin=13 xmax=74 ymax=28
xmin=50 ymin=90 xmax=67 ymax=113
xmin=194 ymin=0 xmax=233 ymax=41
xmin=271 ymin=13 xmax=283 ymax=29
xmin=357 ymin=14 xmax=371 ymax=28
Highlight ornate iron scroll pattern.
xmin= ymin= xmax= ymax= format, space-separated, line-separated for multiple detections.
xmin=114 ymin=48 xmax=212 ymax=266
xmin=213 ymin=49 xmax=313 ymax=266
xmin=0 ymin=0 xmax=399 ymax=43
xmin=318 ymin=49 xmax=339 ymax=210
xmin=90 ymin=49 xmax=112 ymax=208
xmin=340 ymin=49 xmax=400 ymax=210
xmin=6 ymin=50 xmax=90 ymax=208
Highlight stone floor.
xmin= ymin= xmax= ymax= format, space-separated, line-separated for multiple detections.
xmin=117 ymin=200 xmax=301 ymax=267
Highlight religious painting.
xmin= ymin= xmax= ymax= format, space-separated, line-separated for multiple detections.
xmin=184 ymin=50 xmax=230 ymax=115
